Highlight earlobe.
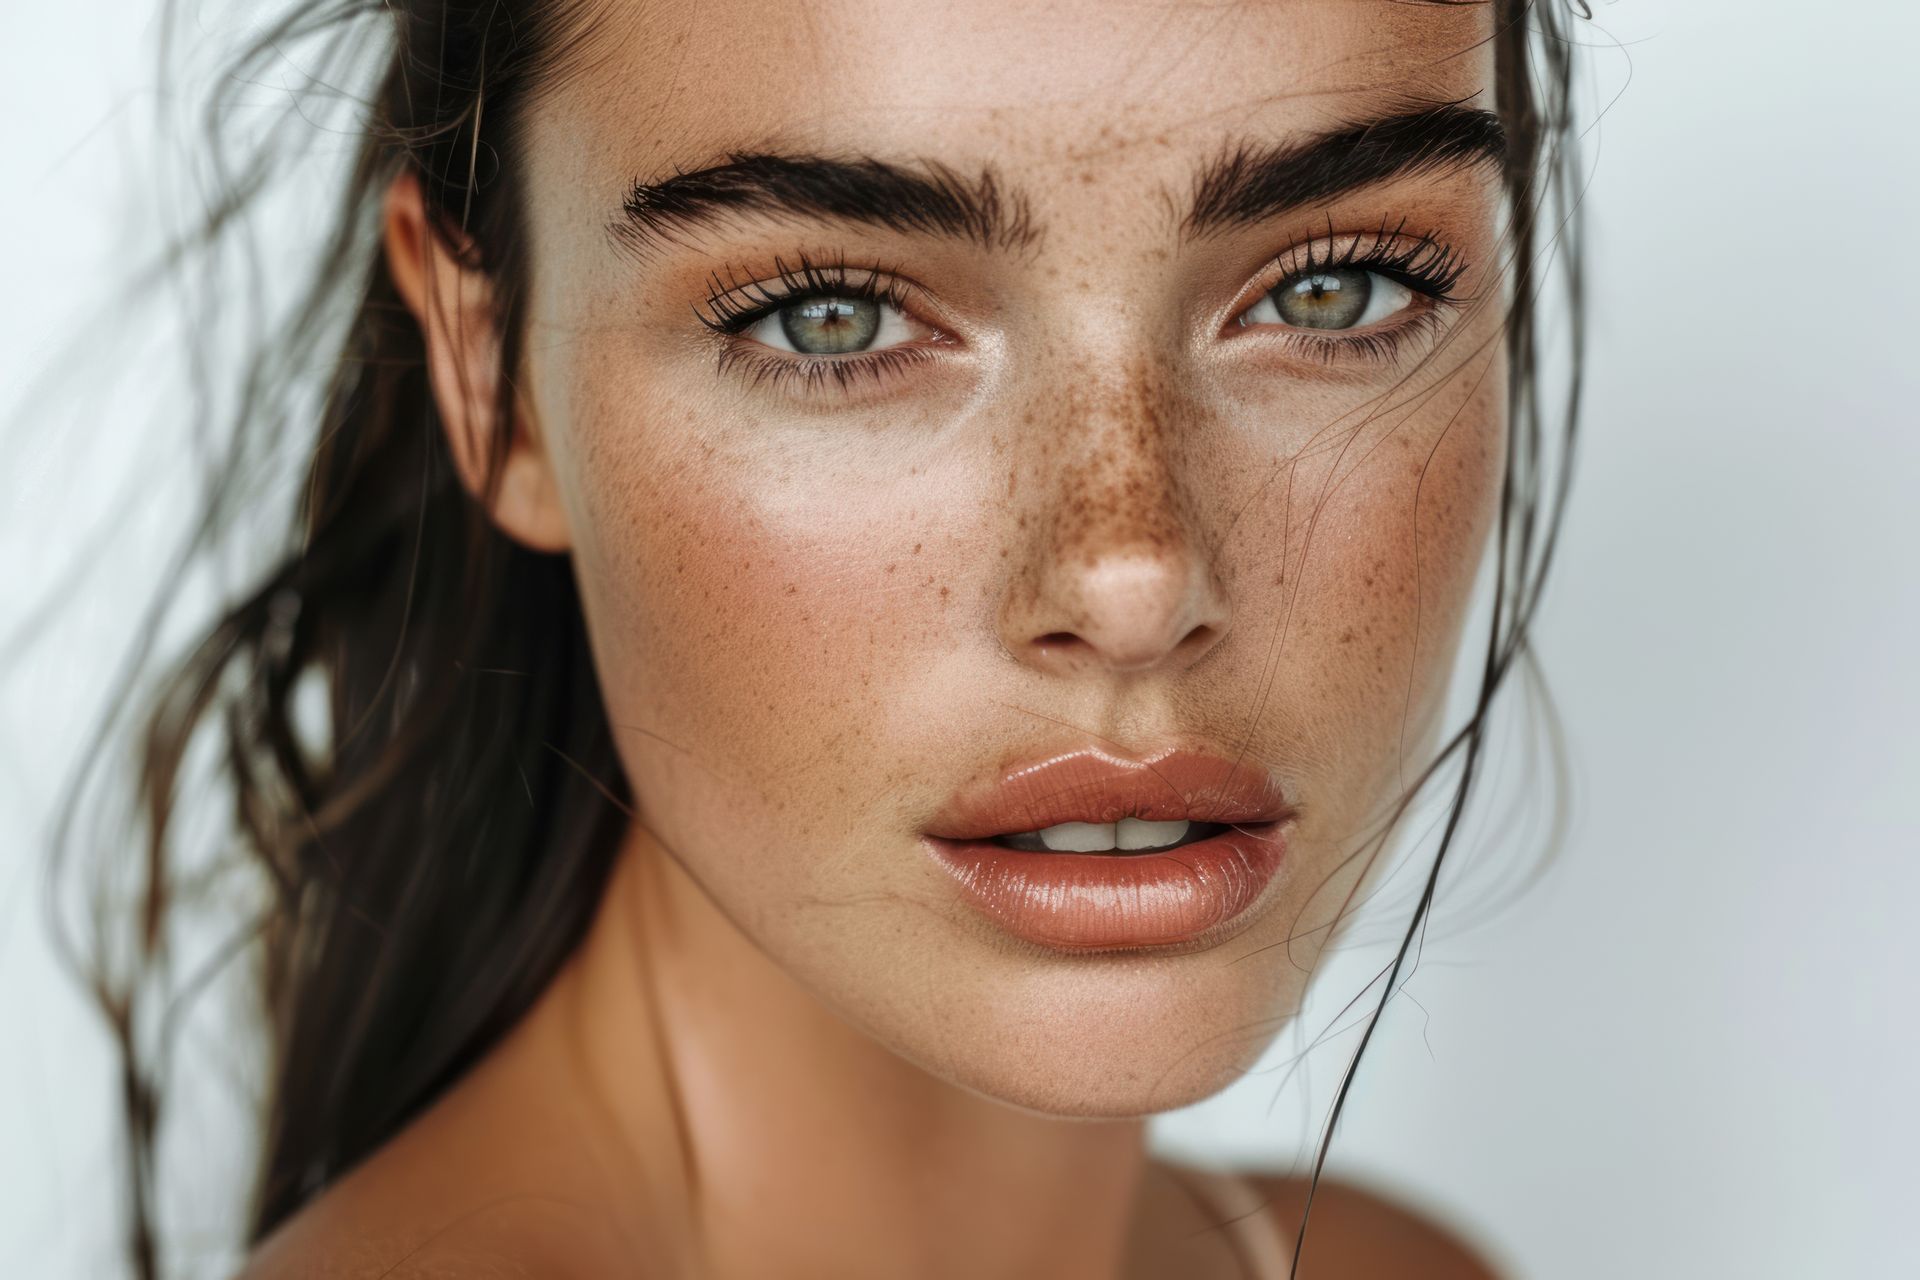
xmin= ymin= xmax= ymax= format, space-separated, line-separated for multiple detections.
xmin=381 ymin=172 xmax=572 ymax=554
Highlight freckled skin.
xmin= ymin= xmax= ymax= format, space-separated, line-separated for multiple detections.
xmin=253 ymin=1 xmax=1512 ymax=1277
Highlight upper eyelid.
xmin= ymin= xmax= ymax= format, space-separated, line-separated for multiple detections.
xmin=701 ymin=271 xmax=968 ymax=365
xmin=1257 ymin=229 xmax=1466 ymax=293
xmin=700 ymin=259 xmax=927 ymax=330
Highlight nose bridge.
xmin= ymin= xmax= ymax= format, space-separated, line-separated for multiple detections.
xmin=999 ymin=352 xmax=1230 ymax=675
xmin=1047 ymin=356 xmax=1194 ymax=565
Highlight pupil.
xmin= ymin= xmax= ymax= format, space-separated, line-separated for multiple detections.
xmin=780 ymin=296 xmax=880 ymax=354
xmin=1274 ymin=268 xmax=1371 ymax=330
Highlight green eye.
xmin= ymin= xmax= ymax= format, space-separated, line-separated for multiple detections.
xmin=1276 ymin=269 xmax=1369 ymax=329
xmin=775 ymin=297 xmax=883 ymax=354
xmin=1242 ymin=268 xmax=1415 ymax=331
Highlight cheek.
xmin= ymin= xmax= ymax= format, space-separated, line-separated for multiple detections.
xmin=553 ymin=385 xmax=981 ymax=888
xmin=1222 ymin=354 xmax=1506 ymax=828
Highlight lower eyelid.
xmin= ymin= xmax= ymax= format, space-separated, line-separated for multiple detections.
xmin=1225 ymin=297 xmax=1454 ymax=368
xmin=714 ymin=340 xmax=943 ymax=395
xmin=1272 ymin=305 xmax=1451 ymax=365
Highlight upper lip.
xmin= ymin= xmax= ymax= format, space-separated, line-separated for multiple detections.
xmin=923 ymin=743 xmax=1295 ymax=841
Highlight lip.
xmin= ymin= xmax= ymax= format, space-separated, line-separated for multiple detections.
xmin=921 ymin=745 xmax=1295 ymax=952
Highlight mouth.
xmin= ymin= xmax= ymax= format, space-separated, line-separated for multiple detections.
xmin=921 ymin=745 xmax=1295 ymax=952
xmin=986 ymin=817 xmax=1232 ymax=855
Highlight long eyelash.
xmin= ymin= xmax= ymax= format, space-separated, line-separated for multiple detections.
xmin=715 ymin=342 xmax=940 ymax=394
xmin=1246 ymin=218 xmax=1471 ymax=364
xmin=1295 ymin=216 xmax=1469 ymax=298
xmin=701 ymin=227 xmax=1469 ymax=390
xmin=698 ymin=250 xmax=915 ymax=334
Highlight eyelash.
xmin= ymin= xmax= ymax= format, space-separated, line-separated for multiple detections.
xmin=698 ymin=254 xmax=938 ymax=393
xmin=699 ymin=228 xmax=1469 ymax=394
xmin=1274 ymin=219 xmax=1469 ymax=301
xmin=716 ymin=341 xmax=941 ymax=394
xmin=1246 ymin=221 xmax=1467 ymax=365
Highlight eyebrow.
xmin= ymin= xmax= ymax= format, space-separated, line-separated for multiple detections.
xmin=610 ymin=154 xmax=1039 ymax=256
xmin=606 ymin=102 xmax=1505 ymax=258
xmin=1183 ymin=102 xmax=1507 ymax=237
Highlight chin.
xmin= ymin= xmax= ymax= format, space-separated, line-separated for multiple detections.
xmin=885 ymin=942 xmax=1300 ymax=1120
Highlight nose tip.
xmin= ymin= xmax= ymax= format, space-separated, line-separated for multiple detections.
xmin=1018 ymin=550 xmax=1229 ymax=675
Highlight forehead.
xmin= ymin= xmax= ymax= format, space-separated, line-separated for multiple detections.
xmin=527 ymin=0 xmax=1495 ymax=220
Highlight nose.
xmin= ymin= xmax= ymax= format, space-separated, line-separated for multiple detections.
xmin=996 ymin=368 xmax=1231 ymax=677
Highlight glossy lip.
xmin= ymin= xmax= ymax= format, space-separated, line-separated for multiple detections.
xmin=921 ymin=745 xmax=1296 ymax=952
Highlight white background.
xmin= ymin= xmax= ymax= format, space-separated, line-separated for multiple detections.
xmin=4 ymin=2 xmax=1916 ymax=1276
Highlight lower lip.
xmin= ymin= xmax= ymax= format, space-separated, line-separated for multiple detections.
xmin=921 ymin=826 xmax=1288 ymax=951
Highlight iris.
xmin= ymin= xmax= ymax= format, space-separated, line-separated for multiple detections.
xmin=779 ymin=297 xmax=881 ymax=353
xmin=1273 ymin=268 xmax=1371 ymax=329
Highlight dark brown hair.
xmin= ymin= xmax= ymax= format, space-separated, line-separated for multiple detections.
xmin=45 ymin=2 xmax=1585 ymax=1276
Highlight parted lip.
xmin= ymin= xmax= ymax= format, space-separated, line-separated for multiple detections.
xmin=922 ymin=743 xmax=1295 ymax=841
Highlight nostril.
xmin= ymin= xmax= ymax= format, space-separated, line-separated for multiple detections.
xmin=1179 ymin=624 xmax=1218 ymax=652
xmin=1009 ymin=558 xmax=1231 ymax=673
xmin=1030 ymin=621 xmax=1221 ymax=667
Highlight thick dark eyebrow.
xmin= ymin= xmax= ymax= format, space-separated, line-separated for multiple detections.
xmin=1183 ymin=103 xmax=1507 ymax=238
xmin=610 ymin=154 xmax=1038 ymax=256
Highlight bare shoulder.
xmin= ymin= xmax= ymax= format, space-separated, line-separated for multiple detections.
xmin=231 ymin=1174 xmax=622 ymax=1280
xmin=228 ymin=1094 xmax=633 ymax=1280
xmin=227 ymin=1016 xmax=659 ymax=1279
xmin=1243 ymin=1172 xmax=1506 ymax=1279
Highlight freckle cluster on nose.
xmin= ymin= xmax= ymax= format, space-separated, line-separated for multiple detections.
xmin=1053 ymin=360 xmax=1203 ymax=557
xmin=1002 ymin=356 xmax=1222 ymax=614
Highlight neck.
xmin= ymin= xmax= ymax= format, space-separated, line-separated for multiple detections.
xmin=539 ymin=828 xmax=1151 ymax=1280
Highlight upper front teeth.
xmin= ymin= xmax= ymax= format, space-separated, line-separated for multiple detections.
xmin=1006 ymin=817 xmax=1193 ymax=853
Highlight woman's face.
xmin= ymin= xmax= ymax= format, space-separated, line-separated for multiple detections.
xmin=512 ymin=0 xmax=1506 ymax=1115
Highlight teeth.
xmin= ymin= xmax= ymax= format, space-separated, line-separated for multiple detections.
xmin=1116 ymin=817 xmax=1191 ymax=851
xmin=1003 ymin=817 xmax=1196 ymax=852
xmin=1037 ymin=821 xmax=1117 ymax=852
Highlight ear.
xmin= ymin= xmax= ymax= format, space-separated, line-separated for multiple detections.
xmin=382 ymin=171 xmax=572 ymax=553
